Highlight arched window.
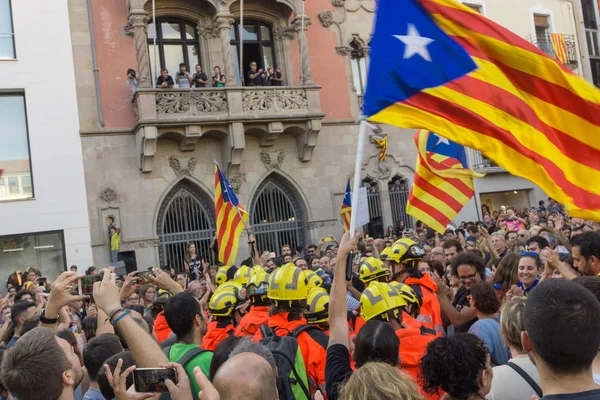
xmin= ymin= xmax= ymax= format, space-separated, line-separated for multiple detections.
xmin=250 ymin=174 xmax=305 ymax=257
xmin=157 ymin=180 xmax=216 ymax=269
xmin=388 ymin=176 xmax=412 ymax=229
xmin=230 ymin=20 xmax=277 ymax=85
xmin=362 ymin=177 xmax=383 ymax=237
xmin=350 ymin=37 xmax=368 ymax=95
xmin=148 ymin=18 xmax=200 ymax=80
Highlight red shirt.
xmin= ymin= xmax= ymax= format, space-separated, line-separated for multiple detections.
xmin=203 ymin=320 xmax=234 ymax=352
xmin=234 ymin=305 xmax=269 ymax=337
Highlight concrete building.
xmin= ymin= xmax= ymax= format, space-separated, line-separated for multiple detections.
xmin=0 ymin=0 xmax=92 ymax=283
xmin=68 ymin=0 xmax=597 ymax=269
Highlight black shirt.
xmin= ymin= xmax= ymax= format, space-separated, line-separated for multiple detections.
xmin=246 ymin=69 xmax=264 ymax=86
xmin=157 ymin=75 xmax=174 ymax=87
xmin=269 ymin=71 xmax=283 ymax=86
xmin=452 ymin=286 xmax=478 ymax=333
xmin=193 ymin=72 xmax=208 ymax=87
xmin=542 ymin=389 xmax=600 ymax=399
xmin=325 ymin=344 xmax=353 ymax=400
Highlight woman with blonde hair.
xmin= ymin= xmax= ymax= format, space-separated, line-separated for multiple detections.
xmin=339 ymin=362 xmax=423 ymax=400
xmin=490 ymin=253 xmax=520 ymax=302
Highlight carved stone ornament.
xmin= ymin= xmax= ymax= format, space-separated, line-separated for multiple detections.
xmin=169 ymin=156 xmax=197 ymax=176
xmin=317 ymin=11 xmax=334 ymax=27
xmin=242 ymin=90 xmax=308 ymax=113
xmin=121 ymin=239 xmax=160 ymax=251
xmin=273 ymin=26 xmax=296 ymax=40
xmin=228 ymin=173 xmax=247 ymax=191
xmin=198 ymin=22 xmax=220 ymax=38
xmin=331 ymin=0 xmax=346 ymax=7
xmin=260 ymin=150 xmax=285 ymax=170
xmin=372 ymin=160 xmax=392 ymax=180
xmin=156 ymin=92 xmax=228 ymax=114
xmin=100 ymin=188 xmax=117 ymax=202
xmin=335 ymin=46 xmax=352 ymax=56
xmin=124 ymin=21 xmax=134 ymax=36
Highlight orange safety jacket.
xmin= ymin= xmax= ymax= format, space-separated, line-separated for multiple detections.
xmin=405 ymin=273 xmax=444 ymax=337
xmin=234 ymin=305 xmax=270 ymax=337
xmin=253 ymin=312 xmax=328 ymax=391
xmin=154 ymin=311 xmax=173 ymax=343
xmin=203 ymin=320 xmax=234 ymax=352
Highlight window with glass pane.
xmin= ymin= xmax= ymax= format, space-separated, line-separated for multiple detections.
xmin=146 ymin=18 xmax=200 ymax=81
xmin=230 ymin=21 xmax=277 ymax=85
xmin=0 ymin=231 xmax=66 ymax=289
xmin=0 ymin=0 xmax=16 ymax=59
xmin=0 ymin=94 xmax=33 ymax=201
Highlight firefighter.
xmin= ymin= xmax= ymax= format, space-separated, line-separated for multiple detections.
xmin=305 ymin=287 xmax=330 ymax=334
xmin=204 ymin=282 xmax=247 ymax=351
xmin=234 ymin=268 xmax=270 ymax=337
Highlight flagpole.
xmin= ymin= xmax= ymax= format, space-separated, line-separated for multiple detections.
xmin=152 ymin=0 xmax=157 ymax=88
xmin=239 ymin=0 xmax=244 ymax=85
xmin=349 ymin=118 xmax=367 ymax=238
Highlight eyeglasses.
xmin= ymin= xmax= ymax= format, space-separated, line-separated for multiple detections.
xmin=458 ymin=272 xmax=478 ymax=281
xmin=518 ymin=234 xmax=527 ymax=237
xmin=520 ymin=251 xmax=538 ymax=257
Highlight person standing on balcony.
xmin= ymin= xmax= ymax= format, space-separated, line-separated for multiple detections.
xmin=247 ymin=61 xmax=264 ymax=86
xmin=192 ymin=64 xmax=209 ymax=88
xmin=213 ymin=66 xmax=226 ymax=87
xmin=267 ymin=67 xmax=284 ymax=86
xmin=176 ymin=63 xmax=193 ymax=88
xmin=157 ymin=68 xmax=174 ymax=88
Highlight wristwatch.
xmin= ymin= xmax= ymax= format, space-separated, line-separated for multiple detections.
xmin=39 ymin=308 xmax=59 ymax=324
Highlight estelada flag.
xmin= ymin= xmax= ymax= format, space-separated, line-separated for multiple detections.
xmin=363 ymin=0 xmax=600 ymax=220
xmin=340 ymin=179 xmax=352 ymax=233
xmin=407 ymin=130 xmax=483 ymax=233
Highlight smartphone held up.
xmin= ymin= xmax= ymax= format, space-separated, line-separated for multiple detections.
xmin=133 ymin=368 xmax=177 ymax=392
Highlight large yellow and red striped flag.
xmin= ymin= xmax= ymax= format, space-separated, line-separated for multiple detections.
xmin=407 ymin=130 xmax=483 ymax=233
xmin=363 ymin=0 xmax=600 ymax=220
xmin=215 ymin=164 xmax=248 ymax=265
xmin=550 ymin=33 xmax=568 ymax=65
xmin=373 ymin=135 xmax=388 ymax=161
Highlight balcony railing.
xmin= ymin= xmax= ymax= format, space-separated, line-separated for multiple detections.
xmin=470 ymin=149 xmax=504 ymax=173
xmin=526 ymin=33 xmax=578 ymax=70
xmin=133 ymin=86 xmax=323 ymax=124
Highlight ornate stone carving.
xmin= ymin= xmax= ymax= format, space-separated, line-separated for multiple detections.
xmin=169 ymin=156 xmax=197 ymax=176
xmin=331 ymin=0 xmax=346 ymax=7
xmin=198 ymin=22 xmax=220 ymax=38
xmin=335 ymin=46 xmax=352 ymax=56
xmin=357 ymin=94 xmax=364 ymax=111
xmin=100 ymin=188 xmax=117 ymax=202
xmin=129 ymin=12 xmax=151 ymax=87
xmin=121 ymin=239 xmax=160 ymax=251
xmin=156 ymin=92 xmax=228 ymax=115
xmin=124 ymin=21 xmax=134 ymax=36
xmin=291 ymin=14 xmax=314 ymax=85
xmin=215 ymin=16 xmax=237 ymax=87
xmin=260 ymin=150 xmax=285 ymax=170
xmin=317 ymin=11 xmax=334 ymax=27
xmin=273 ymin=26 xmax=296 ymax=40
xmin=372 ymin=160 xmax=392 ymax=180
xmin=242 ymin=90 xmax=308 ymax=112
xmin=228 ymin=173 xmax=247 ymax=191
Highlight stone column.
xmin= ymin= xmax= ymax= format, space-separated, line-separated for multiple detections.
xmin=129 ymin=11 xmax=152 ymax=88
xmin=292 ymin=14 xmax=314 ymax=85
xmin=215 ymin=15 xmax=238 ymax=87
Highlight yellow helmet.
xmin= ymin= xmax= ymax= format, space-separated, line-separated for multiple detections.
xmin=268 ymin=263 xmax=309 ymax=302
xmin=306 ymin=287 xmax=329 ymax=324
xmin=209 ymin=282 xmax=247 ymax=317
xmin=380 ymin=247 xmax=392 ymax=261
xmin=247 ymin=268 xmax=270 ymax=298
xmin=388 ymin=239 xmax=426 ymax=265
xmin=234 ymin=265 xmax=253 ymax=286
xmin=359 ymin=257 xmax=391 ymax=283
xmin=360 ymin=282 xmax=407 ymax=322
xmin=389 ymin=282 xmax=421 ymax=307
xmin=215 ymin=266 xmax=231 ymax=286
xmin=302 ymin=270 xmax=323 ymax=290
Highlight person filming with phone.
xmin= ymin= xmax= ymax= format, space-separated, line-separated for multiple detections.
xmin=176 ymin=63 xmax=193 ymax=88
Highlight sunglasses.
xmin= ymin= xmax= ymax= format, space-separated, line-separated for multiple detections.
xmin=521 ymin=251 xmax=538 ymax=257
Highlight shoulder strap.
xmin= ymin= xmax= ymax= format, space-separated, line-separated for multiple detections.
xmin=260 ymin=324 xmax=274 ymax=338
xmin=162 ymin=346 xmax=171 ymax=358
xmin=506 ymin=361 xmax=543 ymax=397
xmin=178 ymin=347 xmax=207 ymax=400
xmin=290 ymin=324 xmax=329 ymax=350
xmin=419 ymin=325 xmax=437 ymax=336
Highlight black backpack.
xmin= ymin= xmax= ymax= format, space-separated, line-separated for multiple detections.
xmin=163 ymin=345 xmax=207 ymax=400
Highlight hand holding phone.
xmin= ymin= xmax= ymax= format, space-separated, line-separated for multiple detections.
xmin=78 ymin=274 xmax=103 ymax=295
xmin=137 ymin=270 xmax=153 ymax=285
xmin=133 ymin=368 xmax=177 ymax=392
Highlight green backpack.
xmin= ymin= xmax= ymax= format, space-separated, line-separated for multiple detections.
xmin=259 ymin=325 xmax=313 ymax=400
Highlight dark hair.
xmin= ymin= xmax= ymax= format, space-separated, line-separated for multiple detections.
xmin=98 ymin=351 xmax=136 ymax=399
xmin=226 ymin=266 xmax=238 ymax=281
xmin=470 ymin=282 xmax=500 ymax=315
xmin=354 ymin=320 xmax=400 ymax=368
xmin=427 ymin=260 xmax=445 ymax=278
xmin=14 ymin=290 xmax=33 ymax=303
xmin=82 ymin=317 xmax=98 ymax=341
xmin=127 ymin=68 xmax=135 ymax=75
xmin=11 ymin=300 xmax=36 ymax=327
xmin=524 ymin=279 xmax=600 ymax=374
xmin=573 ymin=276 xmax=600 ymax=303
xmin=419 ymin=334 xmax=488 ymax=398
xmin=490 ymin=253 xmax=519 ymax=293
xmin=451 ymin=252 xmax=485 ymax=279
xmin=20 ymin=314 xmax=40 ymax=336
xmin=526 ymin=236 xmax=550 ymax=251
xmin=443 ymin=239 xmax=463 ymax=253
xmin=83 ymin=334 xmax=123 ymax=380
xmin=86 ymin=266 xmax=96 ymax=276
xmin=308 ymin=244 xmax=318 ymax=251
xmin=209 ymin=335 xmax=244 ymax=379
xmin=164 ymin=292 xmax=202 ymax=338
xmin=1 ymin=327 xmax=71 ymax=400
xmin=161 ymin=68 xmax=168 ymax=73
xmin=571 ymin=231 xmax=600 ymax=261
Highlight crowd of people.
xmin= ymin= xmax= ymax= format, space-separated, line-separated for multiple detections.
xmin=1 ymin=201 xmax=600 ymax=400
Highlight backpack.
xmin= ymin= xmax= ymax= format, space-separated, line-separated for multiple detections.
xmin=259 ymin=324 xmax=327 ymax=400
xmin=163 ymin=345 xmax=207 ymax=400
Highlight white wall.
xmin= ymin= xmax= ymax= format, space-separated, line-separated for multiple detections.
xmin=0 ymin=0 xmax=92 ymax=270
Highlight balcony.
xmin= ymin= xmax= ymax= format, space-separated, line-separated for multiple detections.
xmin=526 ymin=33 xmax=579 ymax=70
xmin=470 ymin=149 xmax=504 ymax=173
xmin=133 ymin=86 xmax=324 ymax=173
